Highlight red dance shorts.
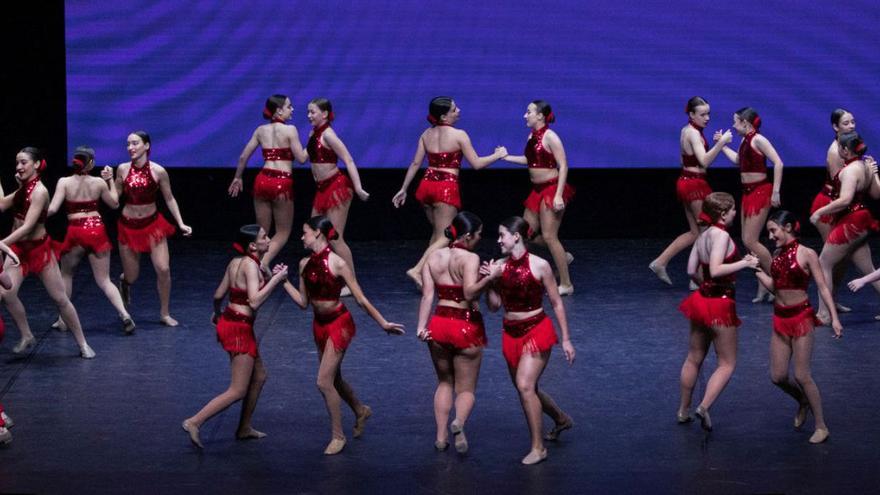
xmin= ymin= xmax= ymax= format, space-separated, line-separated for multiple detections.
xmin=58 ymin=216 xmax=112 ymax=256
xmin=502 ymin=312 xmax=558 ymax=369
xmin=523 ymin=177 xmax=575 ymax=213
xmin=427 ymin=305 xmax=487 ymax=350
xmin=809 ymin=184 xmax=834 ymax=225
xmin=313 ymin=304 xmax=356 ymax=352
xmin=741 ymin=179 xmax=773 ymax=218
xmin=313 ymin=171 xmax=354 ymax=214
xmin=117 ymin=212 xmax=176 ymax=254
xmin=827 ymin=208 xmax=880 ymax=245
xmin=253 ymin=167 xmax=294 ymax=202
xmin=414 ymin=168 xmax=461 ymax=209
xmin=679 ymin=290 xmax=741 ymax=328
xmin=215 ymin=307 xmax=258 ymax=358
xmin=773 ymin=300 xmax=819 ymax=338
xmin=675 ymin=170 xmax=712 ymax=204
xmin=10 ymin=236 xmax=56 ymax=277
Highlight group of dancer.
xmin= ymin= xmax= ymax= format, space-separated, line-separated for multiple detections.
xmin=654 ymin=98 xmax=880 ymax=445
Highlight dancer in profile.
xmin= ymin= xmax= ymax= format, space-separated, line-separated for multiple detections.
xmin=755 ymin=210 xmax=839 ymax=444
xmin=182 ymin=225 xmax=288 ymax=448
xmin=283 ymin=216 xmax=404 ymax=455
xmin=47 ymin=146 xmax=134 ymax=333
xmin=417 ymin=211 xmax=487 ymax=453
xmin=392 ymin=96 xmax=506 ymax=288
xmin=677 ymin=192 xmax=759 ymax=431
xmin=650 ymin=96 xmax=731 ymax=286
xmin=501 ymin=101 xmax=575 ymax=295
xmin=230 ymin=95 xmax=308 ymax=265
xmin=477 ymin=216 xmax=575 ymax=465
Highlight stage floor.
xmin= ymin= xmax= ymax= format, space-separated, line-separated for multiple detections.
xmin=0 ymin=238 xmax=878 ymax=494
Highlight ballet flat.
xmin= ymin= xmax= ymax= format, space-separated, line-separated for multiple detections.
xmin=794 ymin=403 xmax=810 ymax=429
xmin=521 ymin=448 xmax=548 ymax=465
xmin=450 ymin=421 xmax=468 ymax=453
xmin=434 ymin=440 xmax=449 ymax=451
xmin=182 ymin=420 xmax=203 ymax=449
xmin=649 ymin=262 xmax=673 ymax=286
xmin=695 ymin=406 xmax=712 ymax=432
xmin=0 ymin=427 xmax=11 ymax=445
xmin=80 ymin=344 xmax=96 ymax=359
xmin=12 ymin=337 xmax=36 ymax=354
xmin=558 ymin=285 xmax=574 ymax=296
xmin=1 ymin=412 xmax=13 ymax=429
xmin=545 ymin=416 xmax=574 ymax=440
xmin=324 ymin=437 xmax=346 ymax=455
xmin=353 ymin=405 xmax=372 ymax=438
xmin=809 ymin=427 xmax=829 ymax=444
xmin=676 ymin=411 xmax=693 ymax=424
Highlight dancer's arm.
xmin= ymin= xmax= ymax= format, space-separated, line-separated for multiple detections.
xmin=464 ymin=257 xmax=497 ymax=300
xmin=0 ymin=242 xmax=19 ymax=269
xmin=686 ymin=243 xmax=702 ymax=284
xmin=46 ymin=178 xmax=67 ymax=216
xmin=708 ymin=231 xmax=759 ymax=278
xmin=324 ymin=129 xmax=369 ymax=201
xmin=0 ymin=191 xmax=12 ymax=211
xmin=478 ymin=259 xmax=504 ymax=311
xmin=695 ymin=129 xmax=731 ymax=167
xmin=1 ymin=186 xmax=48 ymax=245
xmin=715 ymin=133 xmax=739 ymax=164
xmin=246 ymin=262 xmax=288 ymax=310
xmin=286 ymin=125 xmax=308 ymax=164
xmin=99 ymin=167 xmax=120 ymax=209
xmin=755 ymin=135 xmax=784 ymax=207
xmin=333 ymin=254 xmax=404 ymax=334
xmin=803 ymin=247 xmax=842 ymax=337
xmin=865 ymin=156 xmax=880 ymax=200
xmin=212 ymin=268 xmax=231 ymax=323
xmin=230 ymin=129 xmax=260 ymax=197
xmin=544 ymin=130 xmax=569 ymax=211
xmin=392 ymin=135 xmax=427 ymax=208
xmin=537 ymin=257 xmax=575 ymax=364
xmin=155 ymin=164 xmax=192 ymax=236
xmin=458 ymin=130 xmax=506 ymax=170
xmin=847 ymin=264 xmax=880 ymax=296
xmin=502 ymin=135 xmax=529 ymax=165
xmin=811 ymin=168 xmax=858 ymax=222
xmin=754 ymin=266 xmax=774 ymax=292
xmin=283 ymin=258 xmax=309 ymax=309
xmin=416 ymin=260 xmax=436 ymax=341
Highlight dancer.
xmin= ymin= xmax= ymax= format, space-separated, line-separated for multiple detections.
xmin=116 ymin=131 xmax=192 ymax=326
xmin=501 ymin=101 xmax=576 ymax=295
xmin=0 ymin=245 xmax=18 ymax=444
xmin=416 ymin=211 xmax=487 ymax=453
xmin=229 ymin=95 xmax=308 ymax=265
xmin=650 ymin=96 xmax=732 ymax=285
xmin=0 ymin=147 xmax=95 ymax=357
xmin=811 ymin=132 xmax=880 ymax=320
xmin=477 ymin=216 xmax=575 ymax=465
xmin=283 ymin=216 xmax=404 ymax=455
xmin=754 ymin=210 xmax=840 ymax=445
xmin=47 ymin=146 xmax=135 ymax=333
xmin=717 ymin=107 xmax=785 ymax=302
xmin=392 ymin=96 xmax=507 ymax=288
xmin=677 ymin=192 xmax=759 ymax=431
xmin=182 ymin=225 xmax=288 ymax=448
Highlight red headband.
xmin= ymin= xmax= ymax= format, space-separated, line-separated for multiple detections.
xmin=72 ymin=157 xmax=86 ymax=172
xmin=793 ymin=220 xmax=801 ymax=234
xmin=449 ymin=224 xmax=458 ymax=239
xmin=751 ymin=115 xmax=761 ymax=129
xmin=232 ymin=242 xmax=245 ymax=254
xmin=37 ymin=159 xmax=47 ymax=174
xmin=327 ymin=111 xmax=335 ymax=122
xmin=545 ymin=111 xmax=555 ymax=123
xmin=526 ymin=226 xmax=535 ymax=239
xmin=855 ymin=142 xmax=867 ymax=152
xmin=426 ymin=114 xmax=439 ymax=126
xmin=697 ymin=212 xmax=714 ymax=226
xmin=263 ymin=106 xmax=273 ymax=120
xmin=327 ymin=226 xmax=338 ymax=240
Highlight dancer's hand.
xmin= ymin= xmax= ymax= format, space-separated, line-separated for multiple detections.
xmin=865 ymin=155 xmax=877 ymax=174
xmin=228 ymin=178 xmax=243 ymax=197
xmin=211 ymin=311 xmax=220 ymax=325
xmin=382 ymin=321 xmax=405 ymax=335
xmin=417 ymin=327 xmax=432 ymax=341
xmin=562 ymin=339 xmax=575 ymax=364
xmin=101 ymin=166 xmax=114 ymax=181
xmin=495 ymin=146 xmax=508 ymax=158
xmin=771 ymin=190 xmax=781 ymax=208
xmin=742 ymin=254 xmax=760 ymax=270
xmin=553 ymin=195 xmax=565 ymax=212
xmin=848 ymin=277 xmax=866 ymax=292
xmin=271 ymin=263 xmax=288 ymax=279
xmin=479 ymin=259 xmax=503 ymax=279
xmin=179 ymin=224 xmax=193 ymax=237
xmin=391 ymin=190 xmax=406 ymax=208
xmin=831 ymin=318 xmax=843 ymax=339
xmin=809 ymin=212 xmax=821 ymax=226
xmin=355 ymin=187 xmax=370 ymax=202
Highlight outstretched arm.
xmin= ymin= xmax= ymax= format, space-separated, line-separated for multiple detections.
xmin=392 ymin=136 xmax=427 ymax=208
xmin=283 ymin=258 xmax=309 ymax=309
xmin=458 ymin=131 xmax=506 ymax=170
xmin=100 ymin=167 xmax=120 ymax=209
xmin=335 ymin=256 xmax=404 ymax=334
xmin=47 ymin=178 xmax=67 ymax=217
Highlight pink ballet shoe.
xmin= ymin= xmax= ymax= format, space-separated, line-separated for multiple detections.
xmin=521 ymin=448 xmax=548 ymax=465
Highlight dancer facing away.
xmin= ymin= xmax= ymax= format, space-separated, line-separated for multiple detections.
xmin=392 ymin=96 xmax=507 ymax=288
xmin=717 ymin=107 xmax=785 ymax=303
xmin=229 ymin=94 xmax=308 ymax=265
xmin=811 ymin=132 xmax=880 ymax=321
xmin=0 ymin=147 xmax=95 ymax=358
xmin=182 ymin=225 xmax=288 ymax=448
xmin=650 ymin=96 xmax=732 ymax=285
xmin=501 ymin=101 xmax=576 ymax=295
xmin=755 ymin=210 xmax=840 ymax=445
xmin=283 ymin=216 xmax=404 ymax=455
xmin=476 ymin=216 xmax=575 ymax=465
xmin=677 ymin=192 xmax=759 ymax=431
xmin=116 ymin=131 xmax=192 ymax=326
xmin=417 ymin=211 xmax=487 ymax=453
xmin=47 ymin=146 xmax=135 ymax=333
xmin=0 ymin=246 xmax=19 ymax=444
xmin=306 ymin=98 xmax=369 ymax=293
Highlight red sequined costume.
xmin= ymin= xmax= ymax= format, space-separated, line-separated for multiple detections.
xmin=827 ymin=158 xmax=879 ymax=245
xmin=809 ymin=170 xmax=835 ymax=225
xmin=414 ymin=150 xmax=463 ymax=209
xmin=303 ymin=246 xmax=355 ymax=352
xmin=57 ymin=200 xmax=112 ymax=255
xmin=308 ymin=123 xmax=354 ymax=214
xmin=9 ymin=176 xmax=55 ymax=277
xmin=117 ymin=161 xmax=176 ymax=253
xmin=426 ymin=284 xmax=487 ymax=349
xmin=676 ymin=122 xmax=713 ymax=204
xmin=770 ymin=241 xmax=819 ymax=337
xmin=215 ymin=254 xmax=262 ymax=358
xmin=679 ymin=225 xmax=741 ymax=328
xmin=738 ymin=131 xmax=773 ymax=217
xmin=523 ymin=126 xmax=575 ymax=213
xmin=253 ymin=148 xmax=294 ymax=202
xmin=497 ymin=251 xmax=558 ymax=368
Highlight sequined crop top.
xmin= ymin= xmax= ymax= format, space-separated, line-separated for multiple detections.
xmin=229 ymin=255 xmax=263 ymax=306
xmin=525 ymin=126 xmax=556 ymax=169
xmin=307 ymin=123 xmax=338 ymax=163
xmin=303 ymin=246 xmax=345 ymax=301
xmin=65 ymin=200 xmax=99 ymax=215
xmin=771 ymin=241 xmax=809 ymax=291
xmin=262 ymin=148 xmax=294 ymax=161
xmin=498 ymin=252 xmax=544 ymax=312
xmin=697 ymin=229 xmax=739 ymax=298
xmin=437 ymin=284 xmax=466 ymax=302
xmin=427 ymin=151 xmax=463 ymax=169
xmin=831 ymin=158 xmax=869 ymax=215
xmin=738 ymin=132 xmax=767 ymax=174
xmin=13 ymin=177 xmax=47 ymax=223
xmin=682 ymin=122 xmax=709 ymax=169
xmin=123 ymin=161 xmax=159 ymax=205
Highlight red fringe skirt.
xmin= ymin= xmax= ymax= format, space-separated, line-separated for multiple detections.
xmin=501 ymin=313 xmax=558 ymax=369
xmin=741 ymin=179 xmax=773 ymax=218
xmin=215 ymin=307 xmax=258 ymax=358
xmin=676 ymin=170 xmax=712 ymax=204
xmin=253 ymin=167 xmax=294 ymax=202
xmin=679 ymin=290 xmax=741 ymax=328
xmin=10 ymin=236 xmax=56 ymax=277
xmin=414 ymin=168 xmax=461 ymax=209
xmin=313 ymin=171 xmax=354 ymax=214
xmin=773 ymin=300 xmax=819 ymax=338
xmin=313 ymin=304 xmax=356 ymax=352
xmin=809 ymin=183 xmax=834 ymax=225
xmin=427 ymin=305 xmax=487 ymax=350
xmin=58 ymin=216 xmax=112 ymax=255
xmin=523 ymin=177 xmax=576 ymax=213
xmin=828 ymin=208 xmax=880 ymax=245
xmin=117 ymin=212 xmax=176 ymax=254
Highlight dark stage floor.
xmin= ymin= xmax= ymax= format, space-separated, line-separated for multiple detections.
xmin=0 ymin=239 xmax=878 ymax=494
